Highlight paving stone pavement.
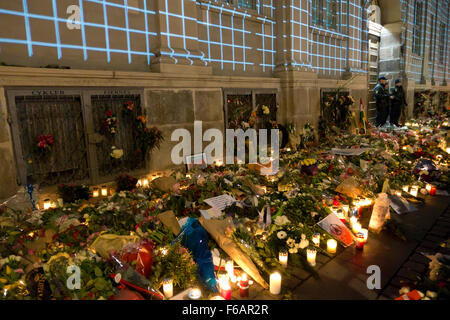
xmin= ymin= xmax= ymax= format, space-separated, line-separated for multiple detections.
xmin=227 ymin=194 xmax=450 ymax=300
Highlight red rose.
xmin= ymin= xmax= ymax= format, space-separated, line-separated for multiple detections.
xmin=106 ymin=110 xmax=113 ymax=117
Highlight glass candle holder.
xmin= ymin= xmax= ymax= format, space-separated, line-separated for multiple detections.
xmin=162 ymin=278 xmax=173 ymax=299
xmin=188 ymin=288 xmax=202 ymax=300
xmin=279 ymin=251 xmax=288 ymax=267
xmin=352 ymin=222 xmax=362 ymax=234
xmin=101 ymin=186 xmax=108 ymax=197
xmin=307 ymin=248 xmax=317 ymax=267
xmin=239 ymin=273 xmax=250 ymax=298
xmin=312 ymin=233 xmax=321 ymax=247
xmin=92 ymin=189 xmax=99 ymax=198
xmin=269 ymin=272 xmax=281 ymax=295
xmin=355 ymin=233 xmax=365 ymax=250
xmin=327 ymin=239 xmax=337 ymax=254
xmin=43 ymin=199 xmax=52 ymax=210
xmin=360 ymin=228 xmax=369 ymax=243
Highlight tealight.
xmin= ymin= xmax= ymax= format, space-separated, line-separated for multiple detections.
xmin=188 ymin=288 xmax=202 ymax=300
xmin=269 ymin=272 xmax=282 ymax=295
xmin=162 ymin=278 xmax=173 ymax=299
xmin=92 ymin=189 xmax=100 ymax=198
xmin=327 ymin=239 xmax=337 ymax=254
xmin=101 ymin=186 xmax=108 ymax=197
xmin=279 ymin=251 xmax=288 ymax=267
xmin=307 ymin=248 xmax=317 ymax=267
xmin=312 ymin=233 xmax=321 ymax=247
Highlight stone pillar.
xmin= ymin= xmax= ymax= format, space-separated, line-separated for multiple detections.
xmin=0 ymin=87 xmax=19 ymax=200
xmin=150 ymin=0 xmax=211 ymax=74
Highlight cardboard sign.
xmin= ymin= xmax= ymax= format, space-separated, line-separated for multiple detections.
xmin=318 ymin=213 xmax=354 ymax=247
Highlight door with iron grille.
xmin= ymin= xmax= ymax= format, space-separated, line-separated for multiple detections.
xmin=7 ymin=90 xmax=89 ymax=187
xmin=6 ymin=88 xmax=146 ymax=188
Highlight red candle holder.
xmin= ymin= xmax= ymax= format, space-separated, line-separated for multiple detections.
xmin=220 ymin=286 xmax=232 ymax=300
xmin=239 ymin=278 xmax=249 ymax=298
xmin=355 ymin=233 xmax=365 ymax=250
xmin=430 ymin=186 xmax=437 ymax=196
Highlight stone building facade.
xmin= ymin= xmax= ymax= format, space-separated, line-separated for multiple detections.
xmin=0 ymin=0 xmax=448 ymax=200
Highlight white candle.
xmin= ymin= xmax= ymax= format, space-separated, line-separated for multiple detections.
xmin=270 ymin=272 xmax=282 ymax=295
xmin=327 ymin=239 xmax=337 ymax=254
xmin=350 ymin=216 xmax=358 ymax=228
xmin=307 ymin=248 xmax=317 ymax=266
xmin=93 ymin=189 xmax=99 ymax=198
xmin=101 ymin=187 xmax=108 ymax=197
xmin=361 ymin=228 xmax=369 ymax=243
xmin=352 ymin=222 xmax=362 ymax=234
xmin=410 ymin=186 xmax=418 ymax=197
xmin=312 ymin=233 xmax=321 ymax=247
xmin=426 ymin=184 xmax=432 ymax=193
xmin=279 ymin=251 xmax=288 ymax=267
xmin=163 ymin=279 xmax=173 ymax=299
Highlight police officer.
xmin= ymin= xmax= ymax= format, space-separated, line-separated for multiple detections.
xmin=389 ymin=79 xmax=407 ymax=127
xmin=374 ymin=76 xmax=390 ymax=127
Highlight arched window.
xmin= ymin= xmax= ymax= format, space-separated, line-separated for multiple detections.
xmin=412 ymin=0 xmax=423 ymax=56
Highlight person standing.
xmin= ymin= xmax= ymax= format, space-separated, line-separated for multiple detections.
xmin=389 ymin=79 xmax=407 ymax=127
xmin=374 ymin=76 xmax=390 ymax=127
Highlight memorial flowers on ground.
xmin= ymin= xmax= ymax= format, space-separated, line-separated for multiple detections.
xmin=0 ymin=116 xmax=449 ymax=300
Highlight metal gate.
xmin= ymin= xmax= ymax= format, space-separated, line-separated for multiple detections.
xmin=6 ymin=88 xmax=146 ymax=187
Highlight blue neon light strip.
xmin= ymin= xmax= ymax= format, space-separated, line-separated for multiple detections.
xmin=51 ymin=0 xmax=61 ymax=59
xmin=21 ymin=0 xmax=32 ymax=57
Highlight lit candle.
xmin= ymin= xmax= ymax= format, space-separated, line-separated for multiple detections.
xmin=239 ymin=273 xmax=250 ymax=298
xmin=269 ymin=272 xmax=282 ymax=295
xmin=215 ymin=160 xmax=224 ymax=167
xmin=279 ymin=251 xmax=288 ymax=267
xmin=355 ymin=233 xmax=365 ymax=250
xmin=395 ymin=190 xmax=402 ymax=197
xmin=426 ymin=184 xmax=432 ymax=193
xmin=219 ymin=277 xmax=232 ymax=300
xmin=352 ymin=222 xmax=362 ymax=234
xmin=137 ymin=179 xmax=142 ymax=187
xmin=446 ymin=148 xmax=450 ymax=154
xmin=430 ymin=186 xmax=437 ymax=196
xmin=101 ymin=186 xmax=108 ymax=197
xmin=142 ymin=179 xmax=149 ymax=187
xmin=210 ymin=296 xmax=225 ymax=300
xmin=225 ymin=260 xmax=236 ymax=283
xmin=350 ymin=216 xmax=358 ymax=228
xmin=342 ymin=205 xmax=349 ymax=215
xmin=361 ymin=228 xmax=369 ymax=243
xmin=312 ymin=233 xmax=321 ymax=247
xmin=43 ymin=199 xmax=52 ymax=210
xmin=307 ymin=248 xmax=317 ymax=267
xmin=286 ymin=148 xmax=291 ymax=152
xmin=327 ymin=239 xmax=337 ymax=254
xmin=162 ymin=278 xmax=173 ymax=299
xmin=92 ymin=189 xmax=99 ymax=198
xmin=188 ymin=288 xmax=202 ymax=300
xmin=410 ymin=186 xmax=418 ymax=197
xmin=402 ymin=186 xmax=409 ymax=193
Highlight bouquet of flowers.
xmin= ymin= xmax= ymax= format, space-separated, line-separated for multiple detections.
xmin=103 ymin=110 xmax=118 ymax=135
xmin=35 ymin=134 xmax=54 ymax=157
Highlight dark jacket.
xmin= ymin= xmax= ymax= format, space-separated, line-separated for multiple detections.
xmin=374 ymin=83 xmax=390 ymax=107
xmin=390 ymin=86 xmax=407 ymax=107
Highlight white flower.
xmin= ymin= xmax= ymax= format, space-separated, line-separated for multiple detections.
xmin=277 ymin=231 xmax=287 ymax=240
xmin=286 ymin=238 xmax=296 ymax=248
xmin=274 ymin=215 xmax=291 ymax=226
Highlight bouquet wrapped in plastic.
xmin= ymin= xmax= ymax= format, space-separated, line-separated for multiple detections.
xmin=173 ymin=218 xmax=218 ymax=292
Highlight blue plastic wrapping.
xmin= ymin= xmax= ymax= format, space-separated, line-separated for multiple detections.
xmin=173 ymin=217 xmax=218 ymax=292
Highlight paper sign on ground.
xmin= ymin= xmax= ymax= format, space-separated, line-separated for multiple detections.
xmin=200 ymin=207 xmax=224 ymax=220
xmin=317 ymin=213 xmax=354 ymax=247
xmin=204 ymin=194 xmax=236 ymax=211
